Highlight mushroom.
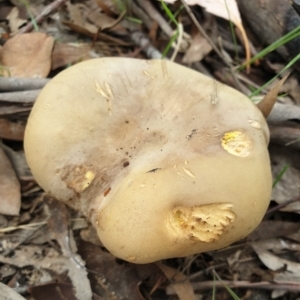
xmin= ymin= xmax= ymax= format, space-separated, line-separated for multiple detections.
xmin=24 ymin=58 xmax=272 ymax=263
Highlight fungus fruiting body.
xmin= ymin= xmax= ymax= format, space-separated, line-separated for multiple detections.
xmin=24 ymin=58 xmax=272 ymax=263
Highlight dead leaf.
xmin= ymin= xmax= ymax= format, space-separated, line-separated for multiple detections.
xmin=6 ymin=7 xmax=27 ymax=34
xmin=252 ymin=240 xmax=300 ymax=283
xmin=66 ymin=2 xmax=98 ymax=34
xmin=0 ymin=32 xmax=54 ymax=78
xmin=268 ymin=103 xmax=300 ymax=123
xmin=52 ymin=42 xmax=94 ymax=70
xmin=270 ymin=146 xmax=300 ymax=210
xmin=0 ymin=282 xmax=26 ymax=300
xmin=257 ymin=74 xmax=289 ymax=118
xmin=248 ymin=221 xmax=300 ymax=241
xmin=87 ymin=9 xmax=127 ymax=33
xmin=0 ymin=147 xmax=21 ymax=215
xmin=0 ymin=119 xmax=25 ymax=141
xmin=0 ymin=144 xmax=32 ymax=181
xmin=183 ymin=32 xmax=212 ymax=63
xmin=161 ymin=0 xmax=250 ymax=66
xmin=45 ymin=196 xmax=93 ymax=300
xmin=78 ymin=241 xmax=147 ymax=300
xmin=157 ymin=263 xmax=197 ymax=300
xmin=29 ymin=282 xmax=104 ymax=300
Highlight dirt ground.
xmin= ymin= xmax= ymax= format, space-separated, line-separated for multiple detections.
xmin=0 ymin=0 xmax=300 ymax=299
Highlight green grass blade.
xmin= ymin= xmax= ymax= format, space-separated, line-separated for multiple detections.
xmin=239 ymin=25 xmax=300 ymax=70
xmin=273 ymin=164 xmax=289 ymax=188
xmin=160 ymin=0 xmax=178 ymax=26
xmin=162 ymin=30 xmax=179 ymax=58
xmin=224 ymin=0 xmax=238 ymax=59
xmin=250 ymin=52 xmax=300 ymax=98
xmin=212 ymin=273 xmax=217 ymax=300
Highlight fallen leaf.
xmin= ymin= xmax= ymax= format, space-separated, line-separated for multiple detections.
xmin=0 ymin=147 xmax=21 ymax=215
xmin=29 ymin=282 xmax=103 ymax=300
xmin=252 ymin=239 xmax=300 ymax=283
xmin=0 ymin=119 xmax=25 ymax=141
xmin=248 ymin=221 xmax=300 ymax=241
xmin=0 ymin=282 xmax=26 ymax=300
xmin=157 ymin=263 xmax=197 ymax=300
xmin=45 ymin=196 xmax=93 ymax=300
xmin=0 ymin=144 xmax=32 ymax=181
xmin=161 ymin=0 xmax=250 ymax=66
xmin=52 ymin=42 xmax=94 ymax=70
xmin=0 ymin=32 xmax=54 ymax=78
xmin=183 ymin=32 xmax=212 ymax=63
xmin=257 ymin=74 xmax=289 ymax=118
xmin=6 ymin=7 xmax=27 ymax=34
xmin=78 ymin=241 xmax=147 ymax=300
xmin=270 ymin=145 xmax=300 ymax=210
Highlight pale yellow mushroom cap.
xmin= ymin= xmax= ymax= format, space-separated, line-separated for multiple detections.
xmin=24 ymin=58 xmax=272 ymax=263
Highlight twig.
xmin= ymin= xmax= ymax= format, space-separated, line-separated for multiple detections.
xmin=130 ymin=31 xmax=163 ymax=59
xmin=0 ymin=90 xmax=41 ymax=103
xmin=266 ymin=196 xmax=300 ymax=216
xmin=269 ymin=125 xmax=300 ymax=149
xmin=180 ymin=0 xmax=244 ymax=93
xmin=130 ymin=1 xmax=153 ymax=31
xmin=135 ymin=0 xmax=173 ymax=37
xmin=167 ymin=279 xmax=300 ymax=294
xmin=0 ymin=77 xmax=49 ymax=92
xmin=18 ymin=0 xmax=69 ymax=34
xmin=170 ymin=23 xmax=183 ymax=61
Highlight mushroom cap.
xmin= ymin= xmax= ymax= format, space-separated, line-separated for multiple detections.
xmin=24 ymin=58 xmax=272 ymax=263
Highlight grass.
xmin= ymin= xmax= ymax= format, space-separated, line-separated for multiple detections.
xmin=212 ymin=270 xmax=241 ymax=300
xmin=273 ymin=164 xmax=290 ymax=188
xmin=160 ymin=0 xmax=180 ymax=58
xmin=18 ymin=0 xmax=39 ymax=32
xmin=239 ymin=26 xmax=300 ymax=70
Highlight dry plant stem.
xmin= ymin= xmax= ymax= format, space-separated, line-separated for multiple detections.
xmin=0 ymin=78 xmax=49 ymax=92
xmin=0 ymin=90 xmax=41 ymax=103
xmin=130 ymin=31 xmax=163 ymax=59
xmin=170 ymin=23 xmax=183 ymax=61
xmin=0 ymin=119 xmax=25 ymax=141
xmin=180 ymin=0 xmax=244 ymax=93
xmin=130 ymin=1 xmax=153 ymax=31
xmin=266 ymin=196 xmax=300 ymax=216
xmin=173 ymin=280 xmax=300 ymax=293
xmin=18 ymin=0 xmax=69 ymax=34
xmin=269 ymin=125 xmax=300 ymax=149
xmin=135 ymin=0 xmax=174 ymax=37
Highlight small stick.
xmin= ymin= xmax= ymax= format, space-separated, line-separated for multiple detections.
xmin=0 ymin=90 xmax=41 ymax=103
xmin=18 ymin=0 xmax=69 ymax=34
xmin=0 ymin=77 xmax=49 ymax=92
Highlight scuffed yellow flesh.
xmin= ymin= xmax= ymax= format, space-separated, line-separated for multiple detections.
xmin=167 ymin=203 xmax=236 ymax=243
xmin=221 ymin=131 xmax=252 ymax=157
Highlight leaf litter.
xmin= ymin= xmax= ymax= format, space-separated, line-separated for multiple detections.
xmin=0 ymin=0 xmax=299 ymax=299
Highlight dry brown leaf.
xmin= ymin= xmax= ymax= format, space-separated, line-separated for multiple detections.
xmin=157 ymin=263 xmax=197 ymax=300
xmin=87 ymin=10 xmax=127 ymax=33
xmin=0 ymin=282 xmax=26 ymax=300
xmin=0 ymin=144 xmax=32 ymax=181
xmin=45 ymin=196 xmax=93 ymax=300
xmin=270 ymin=146 xmax=300 ymax=210
xmin=0 ymin=147 xmax=21 ymax=215
xmin=252 ymin=240 xmax=300 ymax=283
xmin=0 ymin=32 xmax=54 ymax=78
xmin=66 ymin=2 xmax=98 ymax=34
xmin=161 ymin=0 xmax=250 ymax=66
xmin=78 ymin=241 xmax=147 ymax=300
xmin=6 ymin=7 xmax=27 ymax=34
xmin=257 ymin=74 xmax=289 ymax=118
xmin=52 ymin=42 xmax=94 ymax=70
xmin=0 ymin=119 xmax=25 ymax=141
xmin=183 ymin=32 xmax=212 ymax=63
